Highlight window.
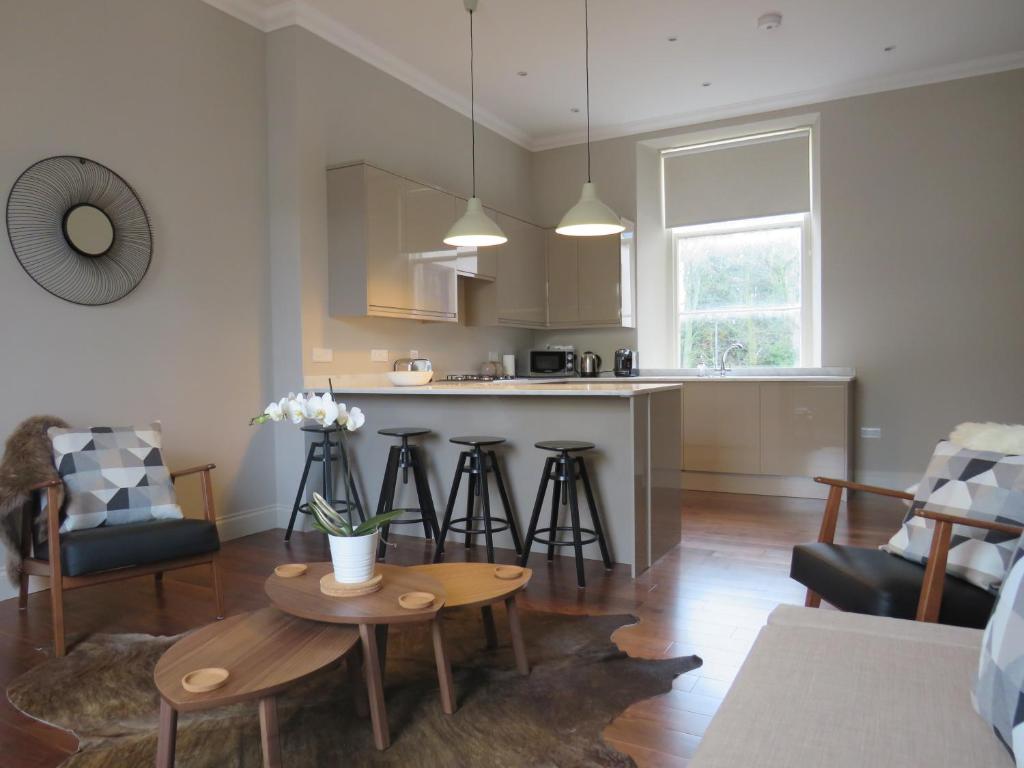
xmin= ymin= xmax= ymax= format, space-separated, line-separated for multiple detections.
xmin=675 ymin=213 xmax=811 ymax=368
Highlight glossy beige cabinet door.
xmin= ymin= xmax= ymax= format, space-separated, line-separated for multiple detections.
xmin=682 ymin=382 xmax=761 ymax=474
xmin=578 ymin=233 xmax=622 ymax=325
xmin=494 ymin=214 xmax=546 ymax=326
xmin=452 ymin=198 xmax=498 ymax=280
xmin=399 ymin=182 xmax=458 ymax=318
xmin=546 ymin=231 xmax=579 ymax=325
xmin=363 ymin=165 xmax=412 ymax=313
xmin=760 ymin=383 xmax=848 ymax=477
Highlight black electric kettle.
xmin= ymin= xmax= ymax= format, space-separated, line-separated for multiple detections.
xmin=579 ymin=351 xmax=602 ymax=378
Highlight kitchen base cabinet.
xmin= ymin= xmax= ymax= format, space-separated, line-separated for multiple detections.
xmin=682 ymin=383 xmax=761 ymax=474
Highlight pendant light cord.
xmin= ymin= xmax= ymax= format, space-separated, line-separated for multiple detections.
xmin=585 ymin=0 xmax=591 ymax=183
xmin=469 ymin=7 xmax=477 ymax=198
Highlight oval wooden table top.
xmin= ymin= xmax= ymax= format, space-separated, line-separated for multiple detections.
xmin=265 ymin=563 xmax=446 ymax=625
xmin=406 ymin=563 xmax=532 ymax=609
xmin=154 ymin=606 xmax=359 ymax=712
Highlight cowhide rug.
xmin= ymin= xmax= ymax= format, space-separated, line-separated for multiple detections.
xmin=8 ymin=608 xmax=700 ymax=767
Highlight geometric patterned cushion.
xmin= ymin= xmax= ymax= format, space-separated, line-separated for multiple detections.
xmin=881 ymin=441 xmax=1024 ymax=594
xmin=972 ymin=540 xmax=1024 ymax=765
xmin=47 ymin=423 xmax=182 ymax=533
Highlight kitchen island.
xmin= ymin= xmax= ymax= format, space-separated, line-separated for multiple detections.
xmin=306 ymin=378 xmax=682 ymax=576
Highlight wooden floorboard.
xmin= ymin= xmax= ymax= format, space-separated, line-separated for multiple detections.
xmin=0 ymin=489 xmax=902 ymax=767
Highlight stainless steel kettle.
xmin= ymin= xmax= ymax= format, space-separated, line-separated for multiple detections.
xmin=579 ymin=350 xmax=602 ymax=378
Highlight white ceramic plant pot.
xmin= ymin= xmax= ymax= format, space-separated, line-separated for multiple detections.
xmin=328 ymin=531 xmax=379 ymax=583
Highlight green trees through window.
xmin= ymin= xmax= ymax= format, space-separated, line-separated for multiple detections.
xmin=677 ymin=220 xmax=804 ymax=368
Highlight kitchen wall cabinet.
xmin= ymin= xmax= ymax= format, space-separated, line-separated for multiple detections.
xmin=466 ymin=213 xmax=548 ymax=328
xmin=327 ymin=163 xmax=458 ymax=322
xmin=453 ymin=197 xmax=497 ymax=281
xmin=545 ymin=221 xmax=635 ymax=329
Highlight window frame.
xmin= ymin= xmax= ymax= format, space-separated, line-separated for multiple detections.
xmin=672 ymin=212 xmax=813 ymax=368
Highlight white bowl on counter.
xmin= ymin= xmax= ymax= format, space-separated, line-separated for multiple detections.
xmin=386 ymin=370 xmax=434 ymax=387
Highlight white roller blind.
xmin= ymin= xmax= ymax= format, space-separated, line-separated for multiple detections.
xmin=663 ymin=132 xmax=810 ymax=228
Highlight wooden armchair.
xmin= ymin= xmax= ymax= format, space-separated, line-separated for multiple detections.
xmin=18 ymin=464 xmax=225 ymax=657
xmin=790 ymin=477 xmax=1019 ymax=628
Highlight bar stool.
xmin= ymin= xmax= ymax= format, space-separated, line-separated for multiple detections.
xmin=433 ymin=436 xmax=522 ymax=564
xmin=284 ymin=425 xmax=365 ymax=541
xmin=375 ymin=427 xmax=440 ymax=559
xmin=520 ymin=441 xmax=613 ymax=588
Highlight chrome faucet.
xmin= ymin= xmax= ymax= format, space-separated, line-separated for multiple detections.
xmin=719 ymin=342 xmax=745 ymax=376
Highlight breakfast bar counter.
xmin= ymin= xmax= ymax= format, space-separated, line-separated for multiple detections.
xmin=303 ymin=377 xmax=682 ymax=577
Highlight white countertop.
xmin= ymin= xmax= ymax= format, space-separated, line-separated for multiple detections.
xmin=304 ymin=375 xmax=682 ymax=398
xmin=593 ymin=367 xmax=855 ymax=383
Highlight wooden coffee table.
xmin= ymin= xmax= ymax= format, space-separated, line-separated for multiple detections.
xmin=265 ymin=563 xmax=451 ymax=751
xmin=153 ymin=606 xmax=360 ymax=767
xmin=407 ymin=562 xmax=532 ymax=674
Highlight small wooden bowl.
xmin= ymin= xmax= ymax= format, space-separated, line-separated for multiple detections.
xmin=274 ymin=563 xmax=308 ymax=579
xmin=181 ymin=667 xmax=230 ymax=694
xmin=398 ymin=591 xmax=435 ymax=610
xmin=494 ymin=565 xmax=524 ymax=580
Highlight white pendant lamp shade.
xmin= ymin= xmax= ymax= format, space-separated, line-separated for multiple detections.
xmin=444 ymin=197 xmax=507 ymax=246
xmin=558 ymin=0 xmax=623 ymax=238
xmin=556 ymin=182 xmax=625 ymax=236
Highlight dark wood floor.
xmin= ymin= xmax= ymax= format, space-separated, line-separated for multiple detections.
xmin=0 ymin=490 xmax=902 ymax=767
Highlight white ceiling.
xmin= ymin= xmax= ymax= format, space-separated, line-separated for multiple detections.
xmin=207 ymin=0 xmax=1024 ymax=150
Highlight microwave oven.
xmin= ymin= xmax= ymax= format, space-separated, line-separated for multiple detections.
xmin=528 ymin=347 xmax=577 ymax=377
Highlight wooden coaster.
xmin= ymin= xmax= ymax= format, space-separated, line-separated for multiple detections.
xmin=320 ymin=572 xmax=383 ymax=598
xmin=274 ymin=563 xmax=308 ymax=578
xmin=398 ymin=591 xmax=435 ymax=610
xmin=181 ymin=667 xmax=229 ymax=694
xmin=494 ymin=565 xmax=525 ymax=580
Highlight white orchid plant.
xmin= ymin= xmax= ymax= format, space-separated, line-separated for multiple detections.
xmin=251 ymin=391 xmax=365 ymax=432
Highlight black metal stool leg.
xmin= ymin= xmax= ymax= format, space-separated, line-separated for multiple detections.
xmin=478 ymin=451 xmax=496 ymax=563
xmin=577 ymin=457 xmax=613 ymax=569
xmin=565 ymin=455 xmax=587 ymax=588
xmin=376 ymin=446 xmax=400 ymax=560
xmin=489 ymin=451 xmax=522 ymax=554
xmin=410 ymin=447 xmax=440 ymax=540
xmin=434 ymin=452 xmax=469 ymax=562
xmin=336 ymin=435 xmax=366 ymax=524
xmin=520 ymin=457 xmax=554 ymax=568
xmin=464 ymin=453 xmax=478 ymax=550
xmin=285 ymin=441 xmax=319 ymax=542
xmin=547 ymin=461 xmax=563 ymax=562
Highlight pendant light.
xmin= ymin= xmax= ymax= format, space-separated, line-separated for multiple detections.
xmin=556 ymin=0 xmax=625 ymax=237
xmin=444 ymin=0 xmax=507 ymax=247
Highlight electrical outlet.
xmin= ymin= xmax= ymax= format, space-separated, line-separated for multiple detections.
xmin=370 ymin=349 xmax=388 ymax=362
xmin=311 ymin=347 xmax=333 ymax=363
xmin=409 ymin=349 xmax=419 ymax=359
xmin=860 ymin=427 xmax=881 ymax=439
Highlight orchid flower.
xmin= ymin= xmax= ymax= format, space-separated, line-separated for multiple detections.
xmin=263 ymin=400 xmax=284 ymax=422
xmin=284 ymin=393 xmax=306 ymax=424
xmin=346 ymin=406 xmax=365 ymax=432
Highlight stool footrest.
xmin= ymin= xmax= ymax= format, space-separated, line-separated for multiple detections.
xmin=446 ymin=515 xmax=513 ymax=537
xmin=385 ymin=510 xmax=432 ymax=525
xmin=531 ymin=526 xmax=600 ymax=548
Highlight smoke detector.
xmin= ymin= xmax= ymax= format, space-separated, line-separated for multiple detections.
xmin=757 ymin=12 xmax=783 ymax=31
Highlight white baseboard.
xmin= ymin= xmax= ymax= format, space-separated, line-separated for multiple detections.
xmin=216 ymin=505 xmax=283 ymax=541
xmin=682 ymin=471 xmax=833 ymax=500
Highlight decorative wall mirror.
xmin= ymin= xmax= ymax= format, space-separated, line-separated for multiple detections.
xmin=6 ymin=156 xmax=152 ymax=305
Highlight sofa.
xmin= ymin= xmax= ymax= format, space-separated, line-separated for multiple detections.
xmin=690 ymin=605 xmax=1010 ymax=767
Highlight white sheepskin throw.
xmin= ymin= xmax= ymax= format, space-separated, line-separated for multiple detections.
xmin=949 ymin=422 xmax=1024 ymax=455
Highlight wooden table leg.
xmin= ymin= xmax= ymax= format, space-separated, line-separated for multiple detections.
xmin=359 ymin=623 xmax=390 ymax=750
xmin=375 ymin=623 xmax=389 ymax=679
xmin=481 ymin=605 xmax=498 ymax=649
xmin=347 ymin=646 xmax=369 ymax=719
xmin=156 ymin=698 xmax=178 ymax=768
xmin=431 ymin=618 xmax=456 ymax=715
xmin=258 ymin=696 xmax=282 ymax=768
xmin=506 ymin=595 xmax=530 ymax=675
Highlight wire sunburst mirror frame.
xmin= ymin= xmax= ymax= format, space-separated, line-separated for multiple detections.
xmin=6 ymin=155 xmax=152 ymax=305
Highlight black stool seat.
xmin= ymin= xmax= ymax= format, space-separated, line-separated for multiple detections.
xmin=379 ymin=427 xmax=432 ymax=437
xmin=535 ymin=440 xmax=595 ymax=452
xmin=300 ymin=424 xmax=339 ymax=433
xmin=790 ymin=543 xmax=995 ymax=629
xmin=451 ymin=436 xmax=506 ymax=447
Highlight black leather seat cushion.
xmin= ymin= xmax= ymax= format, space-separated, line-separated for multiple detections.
xmin=36 ymin=519 xmax=220 ymax=577
xmin=790 ymin=543 xmax=995 ymax=629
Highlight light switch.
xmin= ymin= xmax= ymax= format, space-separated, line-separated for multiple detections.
xmin=370 ymin=349 xmax=389 ymax=362
xmin=311 ymin=347 xmax=333 ymax=363
xmin=409 ymin=349 xmax=419 ymax=359
xmin=860 ymin=427 xmax=881 ymax=439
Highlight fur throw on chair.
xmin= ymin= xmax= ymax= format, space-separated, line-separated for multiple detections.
xmin=949 ymin=422 xmax=1024 ymax=455
xmin=0 ymin=415 xmax=67 ymax=586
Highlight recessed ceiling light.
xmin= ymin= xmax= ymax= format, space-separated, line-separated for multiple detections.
xmin=702 ymin=81 xmax=712 ymax=87
xmin=570 ymin=107 xmax=580 ymax=113
xmin=667 ymin=36 xmax=678 ymax=42
xmin=517 ymin=70 xmax=528 ymax=76
xmin=883 ymin=45 xmax=896 ymax=52
xmin=757 ymin=12 xmax=783 ymax=31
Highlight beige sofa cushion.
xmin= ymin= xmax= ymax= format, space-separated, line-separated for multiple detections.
xmin=691 ymin=606 xmax=1008 ymax=768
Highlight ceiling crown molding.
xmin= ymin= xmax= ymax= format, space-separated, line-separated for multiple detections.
xmin=202 ymin=0 xmax=532 ymax=149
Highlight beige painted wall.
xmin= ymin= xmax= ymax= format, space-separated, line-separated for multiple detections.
xmin=532 ymin=68 xmax=1024 ymax=487
xmin=0 ymin=0 xmax=275 ymax=599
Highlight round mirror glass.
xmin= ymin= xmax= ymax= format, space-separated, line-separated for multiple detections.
xmin=63 ymin=204 xmax=115 ymax=256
